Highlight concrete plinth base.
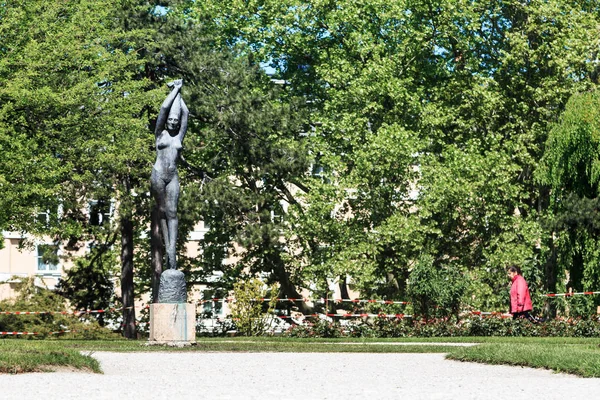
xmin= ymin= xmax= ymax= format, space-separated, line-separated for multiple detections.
xmin=148 ymin=303 xmax=196 ymax=344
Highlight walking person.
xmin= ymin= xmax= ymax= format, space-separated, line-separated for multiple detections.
xmin=507 ymin=266 xmax=535 ymax=322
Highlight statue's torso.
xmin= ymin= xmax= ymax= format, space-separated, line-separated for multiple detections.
xmin=154 ymin=130 xmax=182 ymax=178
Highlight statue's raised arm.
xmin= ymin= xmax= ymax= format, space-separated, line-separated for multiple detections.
xmin=178 ymin=98 xmax=189 ymax=144
xmin=155 ymin=79 xmax=183 ymax=136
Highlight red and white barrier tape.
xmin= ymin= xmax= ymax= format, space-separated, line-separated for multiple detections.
xmin=0 ymin=310 xmax=111 ymax=316
xmin=198 ymin=298 xmax=409 ymax=305
xmin=542 ymin=291 xmax=600 ymax=297
xmin=328 ymin=299 xmax=410 ymax=305
xmin=0 ymin=329 xmax=88 ymax=336
xmin=197 ymin=298 xmax=307 ymax=304
xmin=199 ymin=291 xmax=600 ymax=303
xmin=0 ymin=305 xmax=148 ymax=316
xmin=275 ymin=313 xmax=412 ymax=319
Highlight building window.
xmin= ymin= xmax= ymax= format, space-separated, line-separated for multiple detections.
xmin=36 ymin=210 xmax=51 ymax=226
xmin=202 ymin=300 xmax=223 ymax=317
xmin=311 ymin=162 xmax=330 ymax=183
xmin=36 ymin=244 xmax=59 ymax=272
xmin=36 ymin=205 xmax=61 ymax=227
xmin=270 ymin=210 xmax=283 ymax=224
xmin=89 ymin=200 xmax=112 ymax=226
xmin=312 ymin=164 xmax=325 ymax=178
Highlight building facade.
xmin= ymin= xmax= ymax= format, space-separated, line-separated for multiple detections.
xmin=0 ymin=222 xmax=212 ymax=303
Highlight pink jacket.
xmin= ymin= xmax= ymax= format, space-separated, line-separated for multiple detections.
xmin=510 ymin=274 xmax=533 ymax=313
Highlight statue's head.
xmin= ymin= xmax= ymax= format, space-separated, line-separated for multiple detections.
xmin=167 ymin=95 xmax=182 ymax=131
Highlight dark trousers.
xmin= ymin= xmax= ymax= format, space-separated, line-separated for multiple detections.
xmin=512 ymin=311 xmax=537 ymax=322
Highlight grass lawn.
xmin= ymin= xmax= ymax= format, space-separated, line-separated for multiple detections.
xmin=0 ymin=340 xmax=101 ymax=374
xmin=2 ymin=336 xmax=600 ymax=377
xmin=447 ymin=341 xmax=600 ymax=378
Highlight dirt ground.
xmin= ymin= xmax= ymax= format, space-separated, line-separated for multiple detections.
xmin=1 ymin=352 xmax=598 ymax=399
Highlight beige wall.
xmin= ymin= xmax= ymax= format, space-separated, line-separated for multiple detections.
xmin=0 ymin=281 xmax=20 ymax=300
xmin=0 ymin=234 xmax=65 ymax=298
xmin=1 ymin=237 xmax=34 ymax=275
xmin=0 ymin=224 xmax=211 ymax=303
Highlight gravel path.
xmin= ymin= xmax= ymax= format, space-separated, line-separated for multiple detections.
xmin=1 ymin=352 xmax=599 ymax=400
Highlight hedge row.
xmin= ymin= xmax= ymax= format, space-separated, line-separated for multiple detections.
xmin=282 ymin=316 xmax=600 ymax=338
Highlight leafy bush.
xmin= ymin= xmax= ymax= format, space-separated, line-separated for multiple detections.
xmin=408 ymin=254 xmax=466 ymax=321
xmin=283 ymin=323 xmax=314 ymax=338
xmin=229 ymin=278 xmax=279 ymax=336
xmin=54 ymin=250 xmax=117 ymax=327
xmin=412 ymin=318 xmax=463 ymax=337
xmin=281 ymin=314 xmax=600 ymax=338
xmin=196 ymin=314 xmax=237 ymax=337
xmin=0 ymin=277 xmax=118 ymax=339
xmin=364 ymin=317 xmax=412 ymax=338
xmin=553 ymin=295 xmax=599 ymax=319
xmin=284 ymin=318 xmax=344 ymax=338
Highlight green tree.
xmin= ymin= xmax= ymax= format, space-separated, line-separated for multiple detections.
xmin=4 ymin=0 xmax=600 ymax=326
xmin=181 ymin=58 xmax=312 ymax=308
xmin=194 ymin=0 xmax=600 ymax=314
xmin=540 ymin=90 xmax=600 ymax=316
xmin=0 ymin=0 xmax=162 ymax=337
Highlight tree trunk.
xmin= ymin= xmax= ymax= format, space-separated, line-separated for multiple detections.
xmin=544 ymin=233 xmax=558 ymax=318
xmin=121 ymin=215 xmax=136 ymax=339
xmin=151 ymin=204 xmax=163 ymax=303
xmin=385 ymin=271 xmax=401 ymax=298
xmin=569 ymin=243 xmax=585 ymax=293
xmin=339 ymin=276 xmax=350 ymax=300
xmin=273 ymin=260 xmax=312 ymax=314
xmin=258 ymin=208 xmax=312 ymax=314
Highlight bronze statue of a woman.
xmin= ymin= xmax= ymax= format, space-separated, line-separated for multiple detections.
xmin=151 ymin=79 xmax=189 ymax=272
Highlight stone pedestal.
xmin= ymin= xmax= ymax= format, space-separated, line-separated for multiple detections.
xmin=148 ymin=303 xmax=196 ymax=345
